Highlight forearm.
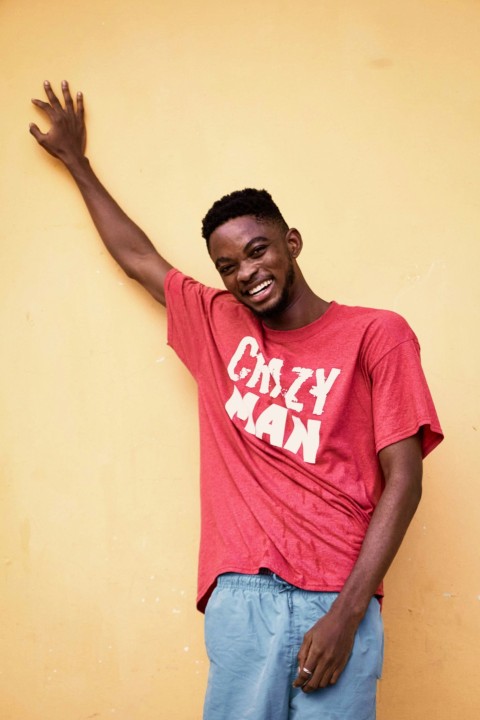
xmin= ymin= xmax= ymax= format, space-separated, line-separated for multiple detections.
xmin=31 ymin=81 xmax=172 ymax=304
xmin=65 ymin=155 xmax=161 ymax=278
xmin=332 ymin=470 xmax=422 ymax=624
xmin=293 ymin=436 xmax=423 ymax=692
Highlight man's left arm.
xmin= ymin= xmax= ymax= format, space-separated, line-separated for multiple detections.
xmin=293 ymin=433 xmax=423 ymax=693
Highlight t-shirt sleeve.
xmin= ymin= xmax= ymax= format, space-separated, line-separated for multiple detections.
xmin=367 ymin=315 xmax=444 ymax=458
xmin=164 ymin=268 xmax=219 ymax=378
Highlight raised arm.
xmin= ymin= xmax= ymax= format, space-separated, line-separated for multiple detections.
xmin=30 ymin=80 xmax=173 ymax=306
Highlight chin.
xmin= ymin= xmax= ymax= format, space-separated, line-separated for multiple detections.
xmin=250 ymin=292 xmax=291 ymax=319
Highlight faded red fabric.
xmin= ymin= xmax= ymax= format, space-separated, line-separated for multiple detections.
xmin=165 ymin=270 xmax=443 ymax=612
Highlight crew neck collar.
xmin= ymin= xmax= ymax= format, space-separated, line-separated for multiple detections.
xmin=260 ymin=301 xmax=339 ymax=341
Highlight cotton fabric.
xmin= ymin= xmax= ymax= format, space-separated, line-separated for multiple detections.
xmin=165 ymin=270 xmax=443 ymax=611
xmin=203 ymin=573 xmax=383 ymax=720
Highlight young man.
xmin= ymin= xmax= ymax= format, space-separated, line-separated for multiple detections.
xmin=30 ymin=81 xmax=443 ymax=720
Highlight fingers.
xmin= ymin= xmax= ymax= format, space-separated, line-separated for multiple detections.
xmin=293 ymin=638 xmax=316 ymax=690
xmin=293 ymin=663 xmax=335 ymax=693
xmin=31 ymin=80 xmax=83 ymax=130
xmin=62 ymin=80 xmax=74 ymax=112
xmin=330 ymin=667 xmax=342 ymax=685
xmin=308 ymin=658 xmax=337 ymax=691
xmin=292 ymin=665 xmax=315 ymax=689
xmin=292 ymin=636 xmax=310 ymax=687
xmin=76 ymin=90 xmax=84 ymax=122
xmin=31 ymin=96 xmax=55 ymax=120
xmin=60 ymin=79 xmax=84 ymax=116
xmin=296 ymin=640 xmax=307 ymax=671
xmin=31 ymin=81 xmax=62 ymax=121
xmin=32 ymin=80 xmax=81 ymax=116
xmin=293 ymin=649 xmax=344 ymax=693
xmin=30 ymin=80 xmax=86 ymax=159
xmin=43 ymin=80 xmax=63 ymax=110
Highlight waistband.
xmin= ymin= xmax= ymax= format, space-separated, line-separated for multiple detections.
xmin=216 ymin=572 xmax=339 ymax=598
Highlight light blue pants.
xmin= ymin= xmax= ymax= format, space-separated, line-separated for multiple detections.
xmin=203 ymin=573 xmax=383 ymax=720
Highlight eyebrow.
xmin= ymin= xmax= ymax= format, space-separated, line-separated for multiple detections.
xmin=214 ymin=236 xmax=269 ymax=269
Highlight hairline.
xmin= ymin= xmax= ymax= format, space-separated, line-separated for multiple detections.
xmin=206 ymin=213 xmax=288 ymax=250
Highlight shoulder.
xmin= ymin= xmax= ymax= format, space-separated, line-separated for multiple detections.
xmin=333 ymin=302 xmax=417 ymax=343
xmin=165 ymin=268 xmax=258 ymax=331
xmin=165 ymin=268 xmax=235 ymax=309
xmin=330 ymin=302 xmax=419 ymax=373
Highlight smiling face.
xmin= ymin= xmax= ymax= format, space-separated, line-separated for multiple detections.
xmin=208 ymin=215 xmax=303 ymax=322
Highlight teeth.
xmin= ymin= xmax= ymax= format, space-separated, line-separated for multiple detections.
xmin=248 ymin=280 xmax=272 ymax=296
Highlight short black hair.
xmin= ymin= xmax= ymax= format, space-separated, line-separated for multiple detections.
xmin=201 ymin=188 xmax=288 ymax=244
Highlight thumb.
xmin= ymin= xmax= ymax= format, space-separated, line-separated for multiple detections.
xmin=29 ymin=123 xmax=45 ymax=143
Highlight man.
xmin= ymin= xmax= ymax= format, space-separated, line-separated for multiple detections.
xmin=30 ymin=81 xmax=443 ymax=720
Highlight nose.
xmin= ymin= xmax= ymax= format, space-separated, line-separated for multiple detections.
xmin=237 ymin=259 xmax=257 ymax=285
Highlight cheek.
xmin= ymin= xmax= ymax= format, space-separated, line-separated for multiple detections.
xmin=220 ymin=275 xmax=237 ymax=293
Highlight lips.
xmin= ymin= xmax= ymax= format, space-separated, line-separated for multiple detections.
xmin=245 ymin=279 xmax=273 ymax=297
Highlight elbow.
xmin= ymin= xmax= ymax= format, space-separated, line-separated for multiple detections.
xmin=124 ymin=265 xmax=138 ymax=280
xmin=122 ymin=256 xmax=145 ymax=281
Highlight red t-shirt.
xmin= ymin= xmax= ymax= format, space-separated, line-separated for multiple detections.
xmin=165 ymin=270 xmax=443 ymax=611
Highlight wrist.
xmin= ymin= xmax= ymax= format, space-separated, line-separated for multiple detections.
xmin=330 ymin=589 xmax=372 ymax=626
xmin=64 ymin=154 xmax=91 ymax=177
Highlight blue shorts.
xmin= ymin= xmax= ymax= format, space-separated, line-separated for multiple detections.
xmin=203 ymin=573 xmax=383 ymax=720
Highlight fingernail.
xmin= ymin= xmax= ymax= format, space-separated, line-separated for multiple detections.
xmin=62 ymin=80 xmax=67 ymax=87
xmin=44 ymin=80 xmax=50 ymax=87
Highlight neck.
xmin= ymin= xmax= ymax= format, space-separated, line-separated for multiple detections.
xmin=261 ymin=282 xmax=330 ymax=331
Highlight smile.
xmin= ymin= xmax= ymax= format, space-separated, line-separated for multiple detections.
xmin=247 ymin=280 xmax=273 ymax=296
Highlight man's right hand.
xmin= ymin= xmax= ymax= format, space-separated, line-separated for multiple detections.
xmin=30 ymin=80 xmax=86 ymax=167
xmin=29 ymin=79 xmax=172 ymax=305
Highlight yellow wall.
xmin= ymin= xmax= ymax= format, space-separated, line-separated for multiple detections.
xmin=1 ymin=1 xmax=479 ymax=717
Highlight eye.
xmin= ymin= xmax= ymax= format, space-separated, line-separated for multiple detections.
xmin=251 ymin=245 xmax=267 ymax=257
xmin=218 ymin=264 xmax=235 ymax=276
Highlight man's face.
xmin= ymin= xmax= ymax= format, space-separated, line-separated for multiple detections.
xmin=208 ymin=215 xmax=302 ymax=319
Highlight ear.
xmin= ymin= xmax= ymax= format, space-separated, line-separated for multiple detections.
xmin=285 ymin=228 xmax=303 ymax=259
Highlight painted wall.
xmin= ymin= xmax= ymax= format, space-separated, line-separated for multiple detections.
xmin=1 ymin=0 xmax=479 ymax=718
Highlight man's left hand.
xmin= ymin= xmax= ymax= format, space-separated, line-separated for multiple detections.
xmin=292 ymin=607 xmax=359 ymax=693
